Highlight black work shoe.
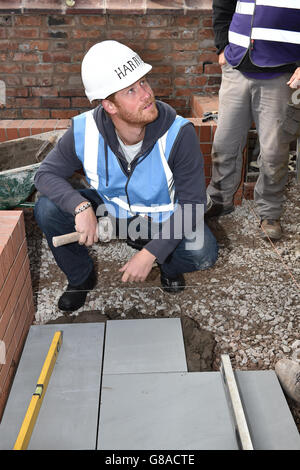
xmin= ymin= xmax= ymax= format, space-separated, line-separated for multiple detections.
xmin=205 ymin=203 xmax=234 ymax=219
xmin=160 ymin=271 xmax=185 ymax=294
xmin=58 ymin=269 xmax=97 ymax=312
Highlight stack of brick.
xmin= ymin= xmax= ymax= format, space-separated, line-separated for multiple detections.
xmin=0 ymin=210 xmax=35 ymax=421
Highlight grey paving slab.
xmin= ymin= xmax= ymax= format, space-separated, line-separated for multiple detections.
xmin=0 ymin=323 xmax=105 ymax=450
xmin=103 ymin=318 xmax=187 ymax=375
xmin=236 ymin=370 xmax=300 ymax=450
xmin=98 ymin=371 xmax=238 ymax=450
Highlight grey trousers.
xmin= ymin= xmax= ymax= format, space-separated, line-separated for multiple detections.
xmin=207 ymin=64 xmax=292 ymax=219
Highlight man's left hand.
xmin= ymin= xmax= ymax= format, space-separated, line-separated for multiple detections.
xmin=119 ymin=248 xmax=156 ymax=283
xmin=287 ymin=67 xmax=300 ymax=89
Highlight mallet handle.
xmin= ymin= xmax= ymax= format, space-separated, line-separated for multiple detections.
xmin=52 ymin=232 xmax=80 ymax=247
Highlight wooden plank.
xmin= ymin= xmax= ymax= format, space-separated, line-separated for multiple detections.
xmin=220 ymin=354 xmax=253 ymax=450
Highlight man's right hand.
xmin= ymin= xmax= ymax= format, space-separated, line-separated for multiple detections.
xmin=74 ymin=204 xmax=98 ymax=246
xmin=218 ymin=51 xmax=227 ymax=66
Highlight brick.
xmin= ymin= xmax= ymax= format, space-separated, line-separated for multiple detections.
xmin=22 ymin=109 xmax=50 ymax=119
xmin=72 ymin=29 xmax=100 ymax=39
xmin=0 ymin=343 xmax=14 ymax=396
xmin=204 ymin=164 xmax=212 ymax=177
xmin=31 ymin=87 xmax=58 ymax=97
xmin=22 ymin=76 xmax=37 ymax=86
xmin=203 ymin=154 xmax=212 ymax=165
xmin=0 ymin=128 xmax=6 ymax=142
xmin=41 ymin=97 xmax=70 ymax=108
xmin=23 ymin=63 xmax=53 ymax=74
xmin=200 ymin=124 xmax=213 ymax=141
xmin=0 ymin=28 xmax=7 ymax=39
xmin=51 ymin=109 xmax=78 ymax=119
xmin=80 ymin=16 xmax=106 ymax=26
xmin=17 ymin=120 xmax=32 ymax=137
xmin=173 ymin=16 xmax=200 ymax=27
xmin=175 ymin=88 xmax=193 ymax=97
xmin=191 ymin=95 xmax=219 ymax=118
xmin=0 ymin=250 xmax=31 ymax=345
xmin=54 ymin=118 xmax=71 ymax=128
xmin=5 ymin=127 xmax=18 ymax=140
xmin=200 ymin=143 xmax=212 ymax=155
xmin=71 ymin=97 xmax=90 ymax=107
xmin=149 ymin=30 xmax=179 ymax=40
xmin=0 ymin=40 xmax=14 ymax=51
xmin=0 ymin=266 xmax=15 ymax=315
xmin=168 ymin=51 xmax=196 ymax=63
xmin=15 ymin=97 xmax=41 ymax=108
xmin=0 ymin=256 xmax=4 ymax=286
xmin=0 ymin=236 xmax=13 ymax=268
xmin=2 ymin=298 xmax=18 ymax=353
xmin=36 ymin=76 xmax=52 ymax=87
xmin=59 ymin=88 xmax=85 ymax=97
xmin=14 ymin=15 xmax=42 ymax=26
xmin=0 ymin=63 xmax=22 ymax=74
xmin=7 ymin=86 xmax=28 ymax=98
xmin=41 ymin=119 xmax=60 ymax=131
xmin=42 ymin=52 xmax=71 ymax=63
xmin=173 ymin=41 xmax=199 ymax=51
xmin=28 ymin=40 xmax=49 ymax=51
xmin=9 ymin=27 xmax=40 ymax=38
xmin=54 ymin=63 xmax=80 ymax=74
xmin=139 ymin=16 xmax=169 ymax=27
xmin=13 ymin=52 xmax=39 ymax=62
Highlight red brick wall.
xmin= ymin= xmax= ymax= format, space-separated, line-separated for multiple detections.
xmin=0 ymin=211 xmax=35 ymax=421
xmin=0 ymin=1 xmax=220 ymax=119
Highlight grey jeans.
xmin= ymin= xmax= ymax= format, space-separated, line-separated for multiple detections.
xmin=207 ymin=64 xmax=292 ymax=219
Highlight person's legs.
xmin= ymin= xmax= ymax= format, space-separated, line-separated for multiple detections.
xmin=207 ymin=64 xmax=253 ymax=209
xmin=251 ymin=74 xmax=292 ymax=222
xmin=160 ymin=222 xmax=218 ymax=278
xmin=34 ymin=189 xmax=103 ymax=285
xmin=34 ymin=189 xmax=105 ymax=311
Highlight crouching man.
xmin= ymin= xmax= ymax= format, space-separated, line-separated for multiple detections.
xmin=34 ymin=40 xmax=218 ymax=312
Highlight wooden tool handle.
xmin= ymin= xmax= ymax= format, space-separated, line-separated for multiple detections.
xmin=52 ymin=232 xmax=80 ymax=247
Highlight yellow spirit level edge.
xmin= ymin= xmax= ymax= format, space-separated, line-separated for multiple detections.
xmin=13 ymin=331 xmax=63 ymax=450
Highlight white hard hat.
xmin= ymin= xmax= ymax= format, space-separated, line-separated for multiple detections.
xmin=81 ymin=40 xmax=152 ymax=101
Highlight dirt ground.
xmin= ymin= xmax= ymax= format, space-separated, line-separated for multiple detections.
xmin=23 ymin=174 xmax=300 ymax=436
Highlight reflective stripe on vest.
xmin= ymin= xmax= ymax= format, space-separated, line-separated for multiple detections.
xmin=73 ymin=110 xmax=189 ymax=221
xmin=225 ymin=0 xmax=300 ymax=68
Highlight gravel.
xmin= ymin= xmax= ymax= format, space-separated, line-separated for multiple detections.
xmin=24 ymin=174 xmax=300 ymax=430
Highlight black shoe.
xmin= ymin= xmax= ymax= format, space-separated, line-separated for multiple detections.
xmin=58 ymin=268 xmax=97 ymax=312
xmin=205 ymin=203 xmax=234 ymax=219
xmin=126 ymin=237 xmax=150 ymax=251
xmin=160 ymin=271 xmax=185 ymax=294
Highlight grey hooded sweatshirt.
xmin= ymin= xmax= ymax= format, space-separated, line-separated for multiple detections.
xmin=34 ymin=101 xmax=207 ymax=263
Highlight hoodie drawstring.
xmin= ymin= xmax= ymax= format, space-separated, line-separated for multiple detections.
xmin=105 ymin=141 xmax=109 ymax=187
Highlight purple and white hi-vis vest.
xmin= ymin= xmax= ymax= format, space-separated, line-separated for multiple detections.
xmin=225 ymin=0 xmax=300 ymax=68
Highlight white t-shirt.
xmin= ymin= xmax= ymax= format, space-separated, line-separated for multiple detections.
xmin=116 ymin=132 xmax=143 ymax=165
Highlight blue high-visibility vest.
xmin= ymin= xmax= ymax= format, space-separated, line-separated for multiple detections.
xmin=73 ymin=109 xmax=189 ymax=222
xmin=225 ymin=0 xmax=300 ymax=68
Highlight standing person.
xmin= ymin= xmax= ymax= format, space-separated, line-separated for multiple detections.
xmin=206 ymin=0 xmax=300 ymax=240
xmin=34 ymin=41 xmax=218 ymax=312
